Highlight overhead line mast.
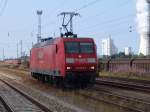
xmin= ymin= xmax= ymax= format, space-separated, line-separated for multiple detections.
xmin=37 ymin=10 xmax=43 ymax=43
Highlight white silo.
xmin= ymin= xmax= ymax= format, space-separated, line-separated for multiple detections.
xmin=124 ymin=47 xmax=132 ymax=55
xmin=137 ymin=0 xmax=150 ymax=55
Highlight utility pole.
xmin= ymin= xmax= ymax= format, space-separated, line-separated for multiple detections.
xmin=53 ymin=32 xmax=56 ymax=37
xmin=59 ymin=27 xmax=62 ymax=36
xmin=147 ymin=0 xmax=150 ymax=55
xmin=32 ymin=42 xmax=34 ymax=47
xmin=17 ymin=43 xmax=18 ymax=59
xmin=37 ymin=10 xmax=43 ymax=43
xmin=3 ymin=48 xmax=5 ymax=61
xmin=20 ymin=40 xmax=22 ymax=58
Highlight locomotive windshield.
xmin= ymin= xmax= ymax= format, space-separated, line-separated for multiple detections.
xmin=80 ymin=43 xmax=93 ymax=53
xmin=65 ymin=42 xmax=94 ymax=53
xmin=65 ymin=42 xmax=79 ymax=53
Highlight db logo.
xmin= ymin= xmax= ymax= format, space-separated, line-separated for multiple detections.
xmin=78 ymin=55 xmax=82 ymax=58
xmin=38 ymin=51 xmax=43 ymax=59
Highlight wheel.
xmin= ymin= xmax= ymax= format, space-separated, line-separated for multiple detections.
xmin=31 ymin=72 xmax=33 ymax=77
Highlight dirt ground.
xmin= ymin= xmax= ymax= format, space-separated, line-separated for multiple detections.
xmin=0 ymin=64 xmax=150 ymax=112
xmin=0 ymin=65 xmax=125 ymax=112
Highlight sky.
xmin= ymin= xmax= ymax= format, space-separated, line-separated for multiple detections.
xmin=0 ymin=0 xmax=138 ymax=59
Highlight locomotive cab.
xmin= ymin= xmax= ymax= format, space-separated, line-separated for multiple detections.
xmin=63 ymin=38 xmax=97 ymax=87
xmin=30 ymin=37 xmax=97 ymax=88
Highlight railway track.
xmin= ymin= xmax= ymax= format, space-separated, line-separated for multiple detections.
xmin=0 ymin=78 xmax=52 ymax=112
xmin=78 ymin=85 xmax=150 ymax=112
xmin=76 ymin=77 xmax=150 ymax=112
xmin=96 ymin=78 xmax=150 ymax=93
xmin=0 ymin=97 xmax=10 ymax=112
xmin=100 ymin=76 xmax=150 ymax=85
xmin=77 ymin=77 xmax=150 ymax=112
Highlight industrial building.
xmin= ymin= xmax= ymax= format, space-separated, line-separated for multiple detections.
xmin=101 ymin=37 xmax=118 ymax=56
xmin=137 ymin=0 xmax=150 ymax=55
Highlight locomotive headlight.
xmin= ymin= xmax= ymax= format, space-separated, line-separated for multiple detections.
xmin=67 ymin=67 xmax=71 ymax=70
xmin=66 ymin=58 xmax=75 ymax=63
xmin=87 ymin=58 xmax=96 ymax=63
xmin=90 ymin=66 xmax=95 ymax=70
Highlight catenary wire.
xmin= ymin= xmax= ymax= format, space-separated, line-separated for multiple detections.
xmin=0 ymin=0 xmax=8 ymax=16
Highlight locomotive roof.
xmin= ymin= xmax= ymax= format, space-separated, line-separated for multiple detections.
xmin=32 ymin=38 xmax=56 ymax=48
xmin=63 ymin=37 xmax=93 ymax=41
xmin=32 ymin=37 xmax=94 ymax=48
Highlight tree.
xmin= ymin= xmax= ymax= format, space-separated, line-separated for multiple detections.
xmin=138 ymin=53 xmax=145 ymax=58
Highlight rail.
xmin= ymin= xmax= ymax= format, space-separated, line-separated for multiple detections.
xmin=0 ymin=78 xmax=52 ymax=112
xmin=96 ymin=78 xmax=150 ymax=93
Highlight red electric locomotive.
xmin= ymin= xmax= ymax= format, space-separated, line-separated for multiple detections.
xmin=30 ymin=12 xmax=98 ymax=87
xmin=30 ymin=37 xmax=97 ymax=87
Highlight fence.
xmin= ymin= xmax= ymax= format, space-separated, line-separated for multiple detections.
xmin=99 ymin=58 xmax=150 ymax=74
